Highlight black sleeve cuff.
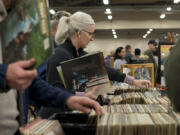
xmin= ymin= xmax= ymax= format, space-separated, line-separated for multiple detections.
xmin=106 ymin=66 xmax=126 ymax=82
xmin=0 ymin=64 xmax=10 ymax=92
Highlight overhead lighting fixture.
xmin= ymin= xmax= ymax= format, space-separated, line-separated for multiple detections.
xmin=166 ymin=7 xmax=172 ymax=11
xmin=160 ymin=14 xmax=166 ymax=19
xmin=105 ymin=8 xmax=112 ymax=14
xmin=174 ymin=0 xmax=180 ymax=4
xmin=149 ymin=29 xmax=153 ymax=31
xmin=112 ymin=29 xmax=115 ymax=32
xmin=107 ymin=15 xmax=112 ymax=20
xmin=143 ymin=34 xmax=147 ymax=39
xmin=49 ymin=9 xmax=55 ymax=15
xmin=147 ymin=31 xmax=151 ymax=34
xmin=114 ymin=35 xmax=117 ymax=39
xmin=112 ymin=31 xmax=116 ymax=35
xmin=106 ymin=8 xmax=111 ymax=12
xmin=103 ymin=0 xmax=109 ymax=5
xmin=143 ymin=34 xmax=148 ymax=38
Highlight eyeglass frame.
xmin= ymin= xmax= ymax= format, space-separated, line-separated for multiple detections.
xmin=81 ymin=29 xmax=95 ymax=37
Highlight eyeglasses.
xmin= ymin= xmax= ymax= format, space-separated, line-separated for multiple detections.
xmin=82 ymin=30 xmax=95 ymax=37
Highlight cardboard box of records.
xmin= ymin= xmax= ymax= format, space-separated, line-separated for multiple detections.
xmin=19 ymin=118 xmax=64 ymax=135
xmin=121 ymin=63 xmax=154 ymax=88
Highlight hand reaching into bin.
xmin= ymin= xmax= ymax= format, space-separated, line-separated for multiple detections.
xmin=66 ymin=96 xmax=104 ymax=115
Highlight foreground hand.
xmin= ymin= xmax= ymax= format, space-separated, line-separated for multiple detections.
xmin=133 ymin=79 xmax=151 ymax=88
xmin=66 ymin=96 xmax=104 ymax=115
xmin=6 ymin=58 xmax=37 ymax=91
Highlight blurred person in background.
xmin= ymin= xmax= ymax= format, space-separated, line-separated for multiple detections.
xmin=113 ymin=47 xmax=127 ymax=70
xmin=125 ymin=45 xmax=133 ymax=63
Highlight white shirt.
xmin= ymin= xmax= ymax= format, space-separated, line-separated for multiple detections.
xmin=114 ymin=59 xmax=127 ymax=70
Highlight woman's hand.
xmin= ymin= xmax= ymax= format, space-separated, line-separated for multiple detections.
xmin=133 ymin=79 xmax=151 ymax=88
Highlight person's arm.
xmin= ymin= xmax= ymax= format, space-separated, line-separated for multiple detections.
xmin=106 ymin=66 xmax=151 ymax=88
xmin=106 ymin=66 xmax=126 ymax=82
xmin=28 ymin=77 xmax=103 ymax=114
xmin=0 ymin=64 xmax=9 ymax=92
xmin=106 ymin=66 xmax=134 ymax=84
xmin=29 ymin=77 xmax=73 ymax=109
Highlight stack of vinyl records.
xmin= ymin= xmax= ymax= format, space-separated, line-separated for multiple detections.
xmin=110 ymin=84 xmax=165 ymax=95
xmin=19 ymin=117 xmax=64 ymax=135
xmin=112 ymin=83 xmax=153 ymax=92
xmin=93 ymin=86 xmax=177 ymax=135
xmin=112 ymin=87 xmax=150 ymax=95
xmin=96 ymin=113 xmax=178 ymax=135
xmin=90 ymin=104 xmax=170 ymax=115
xmin=103 ymin=92 xmax=170 ymax=105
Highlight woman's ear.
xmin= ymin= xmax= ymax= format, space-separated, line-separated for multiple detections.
xmin=76 ymin=30 xmax=81 ymax=38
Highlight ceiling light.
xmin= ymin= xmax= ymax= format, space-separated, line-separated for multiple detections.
xmin=103 ymin=0 xmax=109 ymax=5
xmin=149 ymin=29 xmax=153 ymax=31
xmin=112 ymin=31 xmax=116 ymax=35
xmin=114 ymin=35 xmax=117 ymax=39
xmin=166 ymin=7 xmax=172 ymax=11
xmin=112 ymin=29 xmax=115 ymax=32
xmin=143 ymin=34 xmax=147 ymax=39
xmin=49 ymin=9 xmax=55 ymax=15
xmin=147 ymin=31 xmax=151 ymax=34
xmin=174 ymin=0 xmax=180 ymax=4
xmin=106 ymin=8 xmax=111 ymax=12
xmin=160 ymin=14 xmax=166 ymax=19
xmin=107 ymin=15 xmax=112 ymax=20
xmin=105 ymin=8 xmax=112 ymax=14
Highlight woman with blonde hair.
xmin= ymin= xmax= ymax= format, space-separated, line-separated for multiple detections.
xmin=47 ymin=11 xmax=151 ymax=92
xmin=36 ymin=11 xmax=151 ymax=118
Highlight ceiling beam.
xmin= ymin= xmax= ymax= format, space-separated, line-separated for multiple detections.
xmin=49 ymin=0 xmax=179 ymax=7
xmin=52 ymin=5 xmax=180 ymax=13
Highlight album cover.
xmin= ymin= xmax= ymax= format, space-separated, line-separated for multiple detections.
xmin=0 ymin=0 xmax=52 ymax=67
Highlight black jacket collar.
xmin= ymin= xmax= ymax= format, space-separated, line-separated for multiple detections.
xmin=61 ymin=38 xmax=87 ymax=57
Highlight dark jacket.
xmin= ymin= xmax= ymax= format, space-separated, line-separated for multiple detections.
xmin=0 ymin=64 xmax=9 ymax=92
xmin=47 ymin=39 xmax=126 ymax=90
xmin=0 ymin=63 xmax=73 ymax=125
xmin=125 ymin=52 xmax=133 ymax=63
xmin=165 ymin=39 xmax=180 ymax=111
xmin=144 ymin=50 xmax=157 ymax=70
